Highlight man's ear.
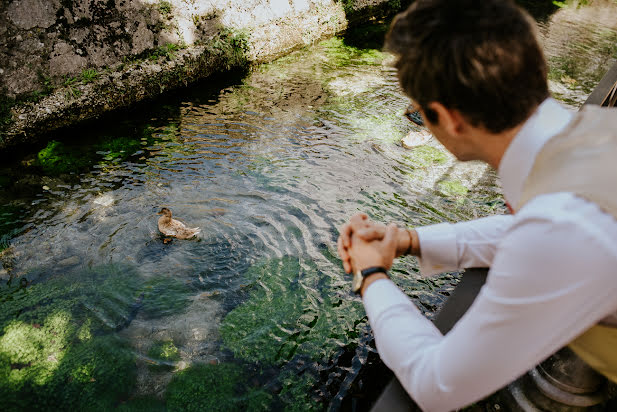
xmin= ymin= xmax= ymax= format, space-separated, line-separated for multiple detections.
xmin=427 ymin=102 xmax=465 ymax=136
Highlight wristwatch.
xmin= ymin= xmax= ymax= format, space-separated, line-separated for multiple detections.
xmin=352 ymin=266 xmax=388 ymax=294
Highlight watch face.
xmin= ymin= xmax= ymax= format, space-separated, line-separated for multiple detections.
xmin=352 ymin=270 xmax=363 ymax=293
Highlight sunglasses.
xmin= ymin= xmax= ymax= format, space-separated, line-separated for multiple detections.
xmin=404 ymin=103 xmax=425 ymax=126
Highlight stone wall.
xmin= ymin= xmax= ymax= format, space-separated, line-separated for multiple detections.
xmin=0 ymin=0 xmax=406 ymax=149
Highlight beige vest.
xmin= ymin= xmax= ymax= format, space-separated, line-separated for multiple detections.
xmin=518 ymin=105 xmax=617 ymax=383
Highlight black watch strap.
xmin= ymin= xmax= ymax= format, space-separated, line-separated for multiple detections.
xmin=352 ymin=266 xmax=388 ymax=294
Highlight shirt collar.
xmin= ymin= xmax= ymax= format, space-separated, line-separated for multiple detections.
xmin=498 ymin=98 xmax=574 ymax=209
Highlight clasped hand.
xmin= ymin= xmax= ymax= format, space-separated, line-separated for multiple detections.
xmin=337 ymin=213 xmax=417 ymax=274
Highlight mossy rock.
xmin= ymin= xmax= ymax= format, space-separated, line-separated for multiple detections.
xmin=0 ymin=264 xmax=142 ymax=410
xmin=438 ymin=180 xmax=469 ymax=197
xmin=405 ymin=145 xmax=449 ymax=167
xmin=37 ymin=140 xmax=95 ymax=175
xmin=220 ymin=256 xmax=364 ymax=365
xmin=0 ymin=328 xmax=135 ymax=411
xmin=320 ymin=37 xmax=385 ymax=67
xmin=278 ymin=369 xmax=321 ymax=412
xmin=117 ymin=396 xmax=167 ymax=411
xmin=147 ymin=339 xmax=181 ymax=372
xmin=166 ymin=363 xmax=250 ymax=412
xmin=97 ymin=135 xmax=142 ymax=163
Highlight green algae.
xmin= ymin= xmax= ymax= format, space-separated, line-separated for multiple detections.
xmin=0 ymin=263 xmax=202 ymax=409
xmin=147 ymin=339 xmax=181 ymax=372
xmin=321 ymin=37 xmax=385 ymax=67
xmin=166 ymin=363 xmax=247 ymax=411
xmin=0 ymin=322 xmax=135 ymax=411
xmin=438 ymin=180 xmax=469 ymax=198
xmin=117 ymin=396 xmax=167 ymax=411
xmin=278 ymin=370 xmax=321 ymax=412
xmin=37 ymin=140 xmax=94 ymax=175
xmin=98 ymin=136 xmax=142 ymax=162
xmin=220 ymin=256 xmax=364 ymax=365
xmin=405 ymin=145 xmax=449 ymax=168
xmin=164 ymin=362 xmax=321 ymax=411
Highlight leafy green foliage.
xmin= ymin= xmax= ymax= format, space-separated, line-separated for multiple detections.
xmin=158 ymin=0 xmax=172 ymax=16
xmin=149 ymin=43 xmax=183 ymax=61
xmin=81 ymin=69 xmax=99 ymax=84
xmin=220 ymin=256 xmax=364 ymax=365
xmin=211 ymin=28 xmax=250 ymax=69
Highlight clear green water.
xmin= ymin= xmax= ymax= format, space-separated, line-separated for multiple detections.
xmin=1 ymin=2 xmax=616 ymax=410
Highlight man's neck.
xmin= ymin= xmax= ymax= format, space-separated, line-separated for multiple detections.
xmin=482 ymin=124 xmax=526 ymax=170
xmin=467 ymin=107 xmax=538 ymax=170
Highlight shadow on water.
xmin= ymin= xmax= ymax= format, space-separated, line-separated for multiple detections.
xmin=515 ymin=0 xmax=561 ymax=21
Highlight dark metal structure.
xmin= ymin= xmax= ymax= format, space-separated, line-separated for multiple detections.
xmin=584 ymin=62 xmax=617 ymax=107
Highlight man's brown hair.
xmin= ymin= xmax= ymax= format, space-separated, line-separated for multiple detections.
xmin=386 ymin=0 xmax=549 ymax=133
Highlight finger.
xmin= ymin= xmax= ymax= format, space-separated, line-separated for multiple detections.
xmin=356 ymin=225 xmax=386 ymax=240
xmin=383 ymin=223 xmax=399 ymax=253
xmin=349 ymin=212 xmax=368 ymax=226
xmin=340 ymin=222 xmax=352 ymax=248
xmin=337 ymin=236 xmax=351 ymax=273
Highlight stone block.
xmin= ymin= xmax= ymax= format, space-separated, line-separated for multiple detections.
xmin=49 ymin=42 xmax=87 ymax=77
xmin=7 ymin=0 xmax=60 ymax=30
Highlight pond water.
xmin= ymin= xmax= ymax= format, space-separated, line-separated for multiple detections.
xmin=1 ymin=1 xmax=616 ymax=410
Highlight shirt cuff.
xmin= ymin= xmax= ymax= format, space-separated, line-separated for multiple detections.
xmin=362 ymin=278 xmax=416 ymax=321
xmin=415 ymin=222 xmax=459 ymax=277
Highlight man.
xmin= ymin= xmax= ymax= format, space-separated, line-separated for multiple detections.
xmin=337 ymin=0 xmax=617 ymax=410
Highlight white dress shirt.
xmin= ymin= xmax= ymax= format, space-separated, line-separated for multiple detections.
xmin=362 ymin=98 xmax=617 ymax=411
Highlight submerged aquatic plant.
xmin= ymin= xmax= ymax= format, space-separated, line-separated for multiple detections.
xmin=147 ymin=339 xmax=181 ymax=372
xmin=165 ymin=363 xmax=248 ymax=411
xmin=220 ymin=256 xmax=364 ymax=365
xmin=0 ymin=264 xmax=195 ymax=409
xmin=0 ymin=316 xmax=135 ymax=411
xmin=37 ymin=140 xmax=94 ymax=175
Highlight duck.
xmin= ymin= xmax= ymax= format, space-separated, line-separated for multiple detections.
xmin=157 ymin=208 xmax=201 ymax=239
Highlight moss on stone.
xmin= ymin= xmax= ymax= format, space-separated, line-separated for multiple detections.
xmin=117 ymin=396 xmax=167 ymax=411
xmin=278 ymin=370 xmax=321 ymax=411
xmin=405 ymin=145 xmax=449 ymax=167
xmin=438 ymin=180 xmax=469 ymax=197
xmin=98 ymin=135 xmax=142 ymax=162
xmin=0 ymin=321 xmax=135 ymax=411
xmin=320 ymin=37 xmax=385 ymax=67
xmin=36 ymin=140 xmax=94 ymax=175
